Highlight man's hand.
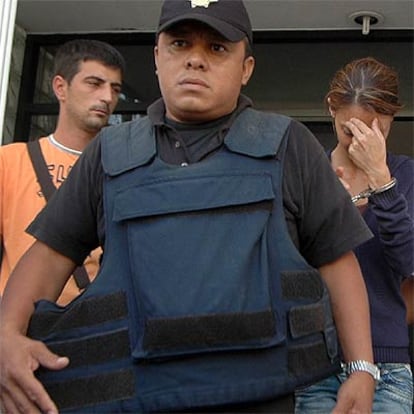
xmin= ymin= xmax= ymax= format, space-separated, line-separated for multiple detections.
xmin=333 ymin=372 xmax=375 ymax=414
xmin=0 ymin=332 xmax=68 ymax=414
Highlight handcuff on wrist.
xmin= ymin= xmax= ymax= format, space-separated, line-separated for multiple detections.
xmin=351 ymin=177 xmax=397 ymax=204
xmin=342 ymin=360 xmax=381 ymax=382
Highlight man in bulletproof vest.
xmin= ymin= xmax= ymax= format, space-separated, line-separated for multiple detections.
xmin=0 ymin=1 xmax=376 ymax=413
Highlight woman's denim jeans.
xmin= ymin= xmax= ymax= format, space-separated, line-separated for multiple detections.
xmin=295 ymin=363 xmax=413 ymax=413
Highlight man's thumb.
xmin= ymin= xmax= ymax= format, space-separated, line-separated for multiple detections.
xmin=36 ymin=345 xmax=69 ymax=371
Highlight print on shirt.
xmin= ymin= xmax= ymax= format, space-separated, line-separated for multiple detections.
xmin=36 ymin=163 xmax=74 ymax=198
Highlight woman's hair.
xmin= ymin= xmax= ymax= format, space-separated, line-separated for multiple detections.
xmin=53 ymin=39 xmax=126 ymax=84
xmin=326 ymin=57 xmax=403 ymax=116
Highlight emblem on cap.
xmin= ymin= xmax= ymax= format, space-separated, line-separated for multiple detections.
xmin=189 ymin=0 xmax=218 ymax=8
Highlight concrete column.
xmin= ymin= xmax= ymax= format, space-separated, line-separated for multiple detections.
xmin=0 ymin=0 xmax=18 ymax=145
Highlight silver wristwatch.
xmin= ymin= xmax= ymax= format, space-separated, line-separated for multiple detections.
xmin=342 ymin=360 xmax=381 ymax=381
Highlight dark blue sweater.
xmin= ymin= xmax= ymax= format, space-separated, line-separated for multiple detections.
xmin=329 ymin=151 xmax=414 ymax=363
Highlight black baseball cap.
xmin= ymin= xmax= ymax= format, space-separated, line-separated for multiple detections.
xmin=157 ymin=0 xmax=252 ymax=45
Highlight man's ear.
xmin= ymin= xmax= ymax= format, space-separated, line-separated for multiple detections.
xmin=154 ymin=45 xmax=159 ymax=73
xmin=52 ymin=75 xmax=68 ymax=102
xmin=241 ymin=56 xmax=255 ymax=86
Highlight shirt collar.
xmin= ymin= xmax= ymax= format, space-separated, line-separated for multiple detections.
xmin=147 ymin=94 xmax=253 ymax=129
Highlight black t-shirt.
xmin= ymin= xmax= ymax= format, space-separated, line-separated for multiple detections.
xmin=28 ymin=97 xmax=371 ymax=267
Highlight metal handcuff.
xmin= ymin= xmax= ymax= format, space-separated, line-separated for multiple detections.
xmin=351 ymin=177 xmax=397 ymax=204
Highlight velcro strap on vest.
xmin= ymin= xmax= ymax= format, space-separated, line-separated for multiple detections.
xmin=144 ymin=310 xmax=275 ymax=351
xmin=28 ymin=292 xmax=128 ymax=339
xmin=288 ymin=338 xmax=339 ymax=378
xmin=289 ymin=303 xmax=325 ymax=338
xmin=281 ymin=270 xmax=324 ymax=300
xmin=44 ymin=368 xmax=135 ymax=411
xmin=36 ymin=328 xmax=130 ymax=372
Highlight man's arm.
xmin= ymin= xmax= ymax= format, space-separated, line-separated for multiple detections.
xmin=319 ymin=251 xmax=375 ymax=414
xmin=0 ymin=240 xmax=75 ymax=414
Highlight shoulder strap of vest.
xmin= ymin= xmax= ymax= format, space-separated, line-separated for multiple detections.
xmin=224 ymin=108 xmax=291 ymax=158
xmin=101 ymin=118 xmax=156 ymax=176
xmin=26 ymin=140 xmax=90 ymax=290
xmin=101 ymin=109 xmax=292 ymax=175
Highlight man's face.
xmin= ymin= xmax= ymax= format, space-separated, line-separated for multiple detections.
xmin=154 ymin=22 xmax=255 ymax=123
xmin=57 ymin=60 xmax=122 ymax=133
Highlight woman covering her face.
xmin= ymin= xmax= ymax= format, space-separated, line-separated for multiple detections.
xmin=296 ymin=57 xmax=414 ymax=414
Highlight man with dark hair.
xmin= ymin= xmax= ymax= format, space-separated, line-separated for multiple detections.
xmin=0 ymin=2 xmax=375 ymax=413
xmin=0 ymin=39 xmax=124 ymax=304
xmin=53 ymin=39 xmax=125 ymax=84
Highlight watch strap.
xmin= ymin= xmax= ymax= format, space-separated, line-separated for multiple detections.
xmin=342 ymin=360 xmax=381 ymax=381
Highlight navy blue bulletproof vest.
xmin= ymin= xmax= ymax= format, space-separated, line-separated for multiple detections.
xmin=28 ymin=108 xmax=340 ymax=413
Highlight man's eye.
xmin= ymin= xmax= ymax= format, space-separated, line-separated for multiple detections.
xmin=172 ymin=39 xmax=187 ymax=47
xmin=211 ymin=44 xmax=225 ymax=52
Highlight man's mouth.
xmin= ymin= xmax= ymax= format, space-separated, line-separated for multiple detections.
xmin=91 ymin=107 xmax=109 ymax=117
xmin=178 ymin=77 xmax=209 ymax=88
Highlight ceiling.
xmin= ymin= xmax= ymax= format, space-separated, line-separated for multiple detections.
xmin=16 ymin=0 xmax=414 ymax=35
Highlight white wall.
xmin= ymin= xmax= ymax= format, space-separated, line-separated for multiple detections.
xmin=0 ymin=0 xmax=18 ymax=145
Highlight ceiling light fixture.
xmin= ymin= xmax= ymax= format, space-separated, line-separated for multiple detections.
xmin=349 ymin=11 xmax=384 ymax=35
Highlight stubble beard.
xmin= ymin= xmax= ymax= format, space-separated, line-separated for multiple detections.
xmin=84 ymin=114 xmax=109 ymax=133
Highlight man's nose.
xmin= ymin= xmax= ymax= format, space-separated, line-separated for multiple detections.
xmin=185 ymin=47 xmax=207 ymax=70
xmin=100 ymin=83 xmax=115 ymax=103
